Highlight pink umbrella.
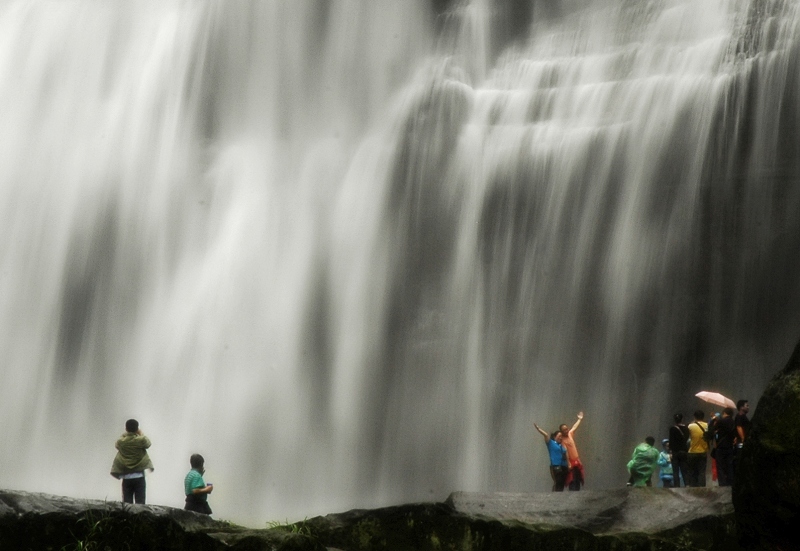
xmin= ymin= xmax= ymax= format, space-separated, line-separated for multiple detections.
xmin=695 ymin=391 xmax=736 ymax=409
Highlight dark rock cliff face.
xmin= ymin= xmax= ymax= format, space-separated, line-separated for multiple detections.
xmin=303 ymin=489 xmax=741 ymax=551
xmin=1 ymin=487 xmax=741 ymax=551
xmin=0 ymin=491 xmax=320 ymax=551
xmin=733 ymin=338 xmax=800 ymax=550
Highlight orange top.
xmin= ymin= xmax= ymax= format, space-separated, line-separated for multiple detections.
xmin=562 ymin=430 xmax=580 ymax=463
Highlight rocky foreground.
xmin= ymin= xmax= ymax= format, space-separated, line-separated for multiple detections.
xmin=1 ymin=486 xmax=741 ymax=551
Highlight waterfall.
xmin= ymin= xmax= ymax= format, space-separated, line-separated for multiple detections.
xmin=1 ymin=0 xmax=800 ymax=525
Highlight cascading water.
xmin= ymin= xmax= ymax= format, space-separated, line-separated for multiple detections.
xmin=2 ymin=0 xmax=800 ymax=525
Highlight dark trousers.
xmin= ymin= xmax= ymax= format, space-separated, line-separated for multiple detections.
xmin=716 ymin=447 xmax=735 ymax=487
xmin=185 ymin=493 xmax=212 ymax=515
xmin=122 ymin=476 xmax=146 ymax=504
xmin=550 ymin=465 xmax=567 ymax=491
xmin=734 ymin=444 xmax=744 ymax=477
xmin=672 ymin=451 xmax=689 ymax=487
xmin=568 ymin=465 xmax=583 ymax=491
xmin=686 ymin=453 xmax=707 ymax=487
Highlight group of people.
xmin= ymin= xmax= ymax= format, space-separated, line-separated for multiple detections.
xmin=534 ymin=400 xmax=751 ymax=491
xmin=627 ymin=399 xmax=751 ymax=488
xmin=533 ymin=411 xmax=585 ymax=491
xmin=109 ymin=419 xmax=214 ymax=515
xmin=112 ymin=401 xmax=750 ymax=508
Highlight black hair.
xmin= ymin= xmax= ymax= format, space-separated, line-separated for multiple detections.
xmin=645 ymin=436 xmax=655 ymax=446
xmin=673 ymin=413 xmax=683 ymax=423
xmin=723 ymin=407 xmax=735 ymax=416
xmin=693 ymin=410 xmax=705 ymax=420
xmin=125 ymin=419 xmax=139 ymax=433
xmin=737 ymin=399 xmax=748 ymax=410
xmin=551 ymin=431 xmax=560 ymax=440
xmin=190 ymin=454 xmax=205 ymax=469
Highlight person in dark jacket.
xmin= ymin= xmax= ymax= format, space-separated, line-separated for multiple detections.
xmin=668 ymin=413 xmax=690 ymax=487
xmin=714 ymin=408 xmax=737 ymax=486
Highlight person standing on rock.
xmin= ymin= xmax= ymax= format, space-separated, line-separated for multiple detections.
xmin=686 ymin=410 xmax=709 ymax=487
xmin=734 ymin=399 xmax=750 ymax=476
xmin=668 ymin=413 xmax=690 ymax=487
xmin=627 ymin=436 xmax=660 ymax=487
xmin=534 ymin=423 xmax=568 ymax=491
xmin=110 ymin=419 xmax=154 ymax=504
xmin=559 ymin=411 xmax=584 ymax=490
xmin=714 ymin=407 xmax=737 ymax=486
xmin=657 ymin=439 xmax=674 ymax=488
xmin=184 ymin=454 xmax=213 ymax=515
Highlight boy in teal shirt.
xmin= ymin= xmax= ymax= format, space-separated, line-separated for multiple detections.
xmin=184 ymin=454 xmax=213 ymax=515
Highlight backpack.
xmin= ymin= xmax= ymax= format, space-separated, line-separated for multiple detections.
xmin=674 ymin=423 xmax=691 ymax=452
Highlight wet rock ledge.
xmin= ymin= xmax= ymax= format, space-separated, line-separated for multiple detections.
xmin=0 ymin=486 xmax=740 ymax=551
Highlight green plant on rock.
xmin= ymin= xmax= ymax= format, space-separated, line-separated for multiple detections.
xmin=661 ymin=527 xmax=702 ymax=551
xmin=355 ymin=517 xmax=382 ymax=549
xmin=266 ymin=517 xmax=314 ymax=536
xmin=60 ymin=509 xmax=124 ymax=551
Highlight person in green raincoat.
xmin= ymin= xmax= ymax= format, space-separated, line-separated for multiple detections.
xmin=626 ymin=436 xmax=660 ymax=487
xmin=110 ymin=419 xmax=154 ymax=504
